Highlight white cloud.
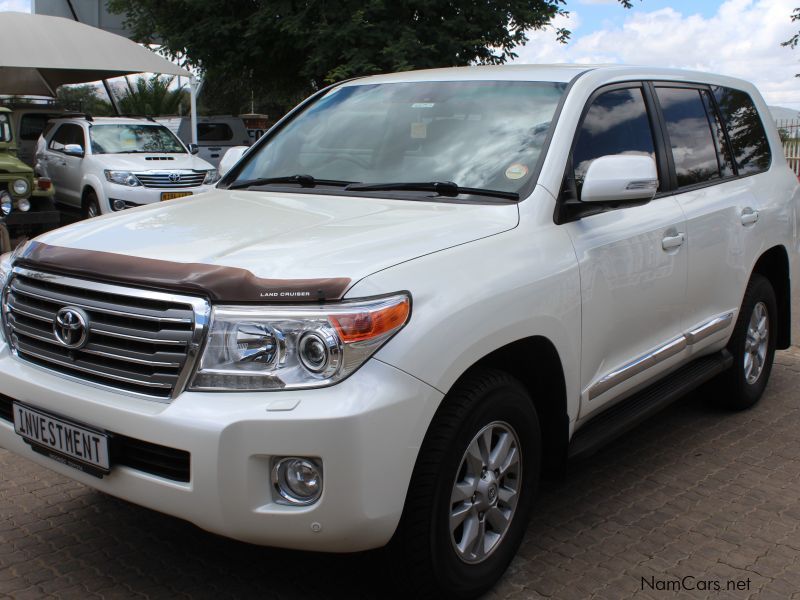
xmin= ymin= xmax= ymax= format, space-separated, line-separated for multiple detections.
xmin=0 ymin=0 xmax=30 ymax=12
xmin=513 ymin=0 xmax=800 ymax=108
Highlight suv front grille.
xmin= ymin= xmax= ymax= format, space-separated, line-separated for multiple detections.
xmin=134 ymin=171 xmax=206 ymax=188
xmin=3 ymin=268 xmax=208 ymax=400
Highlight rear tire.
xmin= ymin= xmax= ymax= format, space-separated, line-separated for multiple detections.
xmin=715 ymin=274 xmax=777 ymax=410
xmin=389 ymin=369 xmax=540 ymax=599
xmin=83 ymin=190 xmax=101 ymax=219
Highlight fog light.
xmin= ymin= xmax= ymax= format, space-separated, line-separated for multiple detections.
xmin=111 ymin=198 xmax=127 ymax=211
xmin=17 ymin=198 xmax=30 ymax=212
xmin=272 ymin=457 xmax=323 ymax=505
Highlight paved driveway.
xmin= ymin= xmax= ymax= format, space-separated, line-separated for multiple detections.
xmin=2 ymin=349 xmax=800 ymax=599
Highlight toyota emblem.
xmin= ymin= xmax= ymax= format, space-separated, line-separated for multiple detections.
xmin=168 ymin=172 xmax=181 ymax=183
xmin=53 ymin=307 xmax=90 ymax=349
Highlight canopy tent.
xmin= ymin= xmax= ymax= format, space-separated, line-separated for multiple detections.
xmin=0 ymin=12 xmax=198 ymax=143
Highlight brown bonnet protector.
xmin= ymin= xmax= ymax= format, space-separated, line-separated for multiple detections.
xmin=15 ymin=241 xmax=352 ymax=303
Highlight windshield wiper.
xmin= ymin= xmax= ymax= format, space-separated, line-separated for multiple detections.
xmin=344 ymin=181 xmax=519 ymax=201
xmin=227 ymin=174 xmax=355 ymax=190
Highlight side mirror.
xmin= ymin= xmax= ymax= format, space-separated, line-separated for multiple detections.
xmin=218 ymin=146 xmax=248 ymax=177
xmin=581 ymin=155 xmax=658 ymax=204
xmin=63 ymin=144 xmax=84 ymax=158
xmin=188 ymin=143 xmax=200 ymax=155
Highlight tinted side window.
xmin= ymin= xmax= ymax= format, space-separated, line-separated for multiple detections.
xmin=656 ymin=87 xmax=721 ymax=187
xmin=712 ymin=86 xmax=771 ymax=175
xmin=49 ymin=124 xmax=85 ymax=151
xmin=19 ymin=114 xmax=51 ymax=141
xmin=700 ymin=90 xmax=735 ymax=178
xmin=198 ymin=123 xmax=233 ymax=142
xmin=572 ymin=87 xmax=656 ymax=197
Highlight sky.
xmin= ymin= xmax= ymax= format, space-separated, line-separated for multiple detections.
xmin=2 ymin=0 xmax=800 ymax=109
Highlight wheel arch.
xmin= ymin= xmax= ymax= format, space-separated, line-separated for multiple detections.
xmin=451 ymin=335 xmax=569 ymax=478
xmin=752 ymin=245 xmax=791 ymax=349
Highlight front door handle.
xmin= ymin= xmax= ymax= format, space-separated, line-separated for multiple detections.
xmin=662 ymin=232 xmax=685 ymax=251
xmin=741 ymin=208 xmax=759 ymax=226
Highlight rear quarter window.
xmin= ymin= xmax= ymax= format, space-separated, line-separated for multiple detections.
xmin=711 ymin=86 xmax=771 ymax=175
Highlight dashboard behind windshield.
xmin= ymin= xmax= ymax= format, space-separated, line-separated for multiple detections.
xmin=232 ymin=80 xmax=566 ymax=196
xmin=90 ymin=124 xmax=185 ymax=154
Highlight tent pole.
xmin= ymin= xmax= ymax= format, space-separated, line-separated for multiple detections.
xmin=190 ymin=75 xmax=198 ymax=145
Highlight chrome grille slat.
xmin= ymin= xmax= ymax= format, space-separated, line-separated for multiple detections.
xmin=134 ymin=172 xmax=205 ymax=188
xmin=10 ymin=279 xmax=193 ymax=323
xmin=3 ymin=268 xmax=210 ymax=401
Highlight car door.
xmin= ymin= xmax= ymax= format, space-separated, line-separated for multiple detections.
xmin=561 ymin=83 xmax=689 ymax=418
xmin=653 ymin=84 xmax=771 ymax=354
xmin=44 ymin=123 xmax=86 ymax=206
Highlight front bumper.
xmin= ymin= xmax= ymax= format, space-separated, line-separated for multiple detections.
xmin=102 ymin=183 xmax=214 ymax=210
xmin=6 ymin=210 xmax=60 ymax=227
xmin=0 ymin=345 xmax=442 ymax=552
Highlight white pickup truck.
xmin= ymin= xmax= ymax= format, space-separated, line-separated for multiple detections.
xmin=0 ymin=65 xmax=797 ymax=599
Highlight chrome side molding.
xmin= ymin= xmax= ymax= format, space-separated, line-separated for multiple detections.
xmin=588 ymin=311 xmax=735 ymax=400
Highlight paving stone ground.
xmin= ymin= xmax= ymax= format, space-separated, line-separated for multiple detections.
xmin=2 ymin=349 xmax=800 ymax=599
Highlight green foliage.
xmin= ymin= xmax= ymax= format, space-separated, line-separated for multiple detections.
xmin=783 ymin=7 xmax=800 ymax=49
xmin=116 ymin=75 xmax=188 ymax=116
xmin=56 ymin=84 xmax=114 ymax=116
xmin=108 ymin=0 xmax=633 ymax=115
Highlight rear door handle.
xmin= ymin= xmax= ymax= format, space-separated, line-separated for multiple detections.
xmin=662 ymin=232 xmax=685 ymax=251
xmin=741 ymin=208 xmax=759 ymax=226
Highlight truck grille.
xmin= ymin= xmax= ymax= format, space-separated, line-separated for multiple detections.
xmin=134 ymin=171 xmax=206 ymax=188
xmin=3 ymin=268 xmax=208 ymax=400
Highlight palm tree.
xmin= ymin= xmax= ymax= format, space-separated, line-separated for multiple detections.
xmin=117 ymin=75 xmax=187 ymax=116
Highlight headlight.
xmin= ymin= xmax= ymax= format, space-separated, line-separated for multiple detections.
xmin=0 ymin=192 xmax=12 ymax=216
xmin=17 ymin=198 xmax=30 ymax=212
xmin=12 ymin=179 xmax=29 ymax=196
xmin=190 ymin=293 xmax=410 ymax=391
xmin=203 ymin=169 xmax=220 ymax=184
xmin=104 ymin=170 xmax=141 ymax=187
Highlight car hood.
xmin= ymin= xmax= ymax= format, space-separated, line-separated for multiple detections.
xmin=0 ymin=150 xmax=32 ymax=176
xmin=89 ymin=153 xmax=213 ymax=171
xmin=31 ymin=188 xmax=519 ymax=294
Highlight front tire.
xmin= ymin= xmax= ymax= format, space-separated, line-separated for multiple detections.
xmin=716 ymin=274 xmax=777 ymax=410
xmin=390 ymin=369 xmax=540 ymax=599
xmin=83 ymin=190 xmax=101 ymax=219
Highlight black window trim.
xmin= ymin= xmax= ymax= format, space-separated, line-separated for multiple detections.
xmin=555 ymin=79 xmax=775 ymax=224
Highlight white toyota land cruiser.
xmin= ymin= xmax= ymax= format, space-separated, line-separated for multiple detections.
xmin=0 ymin=65 xmax=797 ymax=598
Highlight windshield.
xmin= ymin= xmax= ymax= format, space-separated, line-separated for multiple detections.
xmin=89 ymin=124 xmax=185 ymax=154
xmin=232 ymin=80 xmax=566 ymax=197
xmin=0 ymin=114 xmax=11 ymax=143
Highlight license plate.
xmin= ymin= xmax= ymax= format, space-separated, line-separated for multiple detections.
xmin=161 ymin=191 xmax=193 ymax=201
xmin=13 ymin=403 xmax=110 ymax=475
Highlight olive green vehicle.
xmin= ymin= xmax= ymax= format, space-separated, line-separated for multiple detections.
xmin=0 ymin=107 xmax=60 ymax=252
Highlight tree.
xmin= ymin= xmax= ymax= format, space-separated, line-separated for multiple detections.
xmin=56 ymin=84 xmax=114 ymax=116
xmin=783 ymin=7 xmax=800 ymax=54
xmin=108 ymin=0 xmax=633 ymax=115
xmin=116 ymin=74 xmax=188 ymax=116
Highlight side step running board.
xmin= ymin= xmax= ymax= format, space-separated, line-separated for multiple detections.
xmin=568 ymin=350 xmax=733 ymax=461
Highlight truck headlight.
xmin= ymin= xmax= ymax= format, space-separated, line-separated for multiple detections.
xmin=203 ymin=169 xmax=220 ymax=184
xmin=104 ymin=170 xmax=141 ymax=187
xmin=190 ymin=293 xmax=410 ymax=391
xmin=0 ymin=192 xmax=12 ymax=216
xmin=17 ymin=198 xmax=30 ymax=212
xmin=12 ymin=179 xmax=29 ymax=196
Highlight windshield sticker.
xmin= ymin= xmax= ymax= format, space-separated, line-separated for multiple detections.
xmin=411 ymin=122 xmax=427 ymax=139
xmin=505 ymin=163 xmax=529 ymax=180
xmin=411 ymin=102 xmax=435 ymax=108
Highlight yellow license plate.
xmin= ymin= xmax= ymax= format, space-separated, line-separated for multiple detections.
xmin=161 ymin=191 xmax=193 ymax=201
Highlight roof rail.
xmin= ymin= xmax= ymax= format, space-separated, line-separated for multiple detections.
xmin=61 ymin=112 xmax=94 ymax=122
